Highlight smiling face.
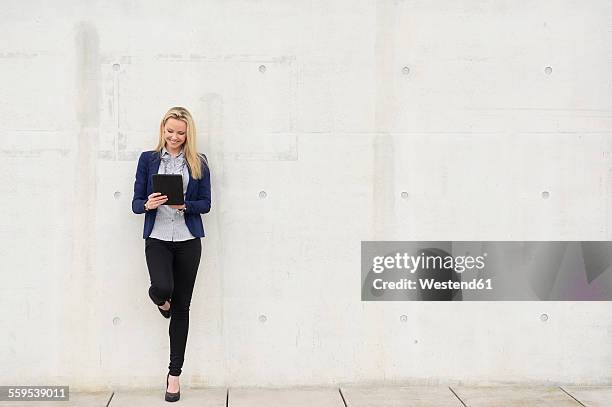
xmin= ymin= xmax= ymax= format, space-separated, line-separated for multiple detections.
xmin=163 ymin=118 xmax=187 ymax=152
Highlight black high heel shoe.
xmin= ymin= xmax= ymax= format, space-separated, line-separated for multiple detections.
xmin=165 ymin=372 xmax=180 ymax=402
xmin=158 ymin=300 xmax=171 ymax=319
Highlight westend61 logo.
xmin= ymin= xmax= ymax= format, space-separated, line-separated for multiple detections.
xmin=372 ymin=252 xmax=486 ymax=274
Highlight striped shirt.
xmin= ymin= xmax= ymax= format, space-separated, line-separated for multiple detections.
xmin=149 ymin=147 xmax=196 ymax=242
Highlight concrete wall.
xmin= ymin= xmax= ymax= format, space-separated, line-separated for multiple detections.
xmin=1 ymin=0 xmax=612 ymax=390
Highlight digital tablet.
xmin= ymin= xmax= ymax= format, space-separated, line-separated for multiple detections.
xmin=152 ymin=174 xmax=184 ymax=205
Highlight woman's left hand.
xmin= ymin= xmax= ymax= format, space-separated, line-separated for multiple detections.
xmin=169 ymin=204 xmax=186 ymax=210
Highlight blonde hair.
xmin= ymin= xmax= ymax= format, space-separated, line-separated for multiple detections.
xmin=154 ymin=106 xmax=207 ymax=179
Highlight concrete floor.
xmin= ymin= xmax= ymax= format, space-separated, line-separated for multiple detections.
xmin=1 ymin=385 xmax=611 ymax=406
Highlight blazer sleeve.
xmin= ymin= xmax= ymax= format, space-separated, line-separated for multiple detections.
xmin=185 ymin=155 xmax=211 ymax=214
xmin=132 ymin=152 xmax=149 ymax=214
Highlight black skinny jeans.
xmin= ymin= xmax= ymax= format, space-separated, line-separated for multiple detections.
xmin=145 ymin=237 xmax=202 ymax=377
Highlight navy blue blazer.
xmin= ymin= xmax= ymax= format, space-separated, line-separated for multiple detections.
xmin=132 ymin=150 xmax=211 ymax=239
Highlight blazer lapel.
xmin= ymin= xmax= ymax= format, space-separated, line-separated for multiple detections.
xmin=186 ymin=164 xmax=195 ymax=198
xmin=148 ymin=152 xmax=161 ymax=192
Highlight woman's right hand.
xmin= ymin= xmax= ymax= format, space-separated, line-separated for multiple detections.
xmin=146 ymin=192 xmax=168 ymax=210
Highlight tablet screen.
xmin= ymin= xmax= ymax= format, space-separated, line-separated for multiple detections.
xmin=152 ymin=174 xmax=185 ymax=205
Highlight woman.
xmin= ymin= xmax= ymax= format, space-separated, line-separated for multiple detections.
xmin=131 ymin=106 xmax=211 ymax=402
